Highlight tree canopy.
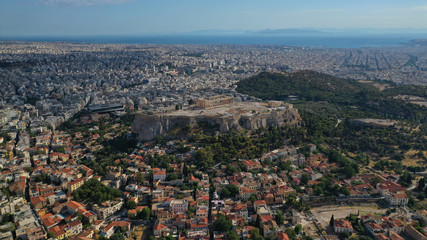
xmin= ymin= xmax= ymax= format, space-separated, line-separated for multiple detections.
xmin=72 ymin=178 xmax=122 ymax=204
xmin=213 ymin=213 xmax=233 ymax=232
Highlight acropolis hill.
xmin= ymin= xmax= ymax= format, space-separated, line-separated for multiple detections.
xmin=132 ymin=96 xmax=301 ymax=141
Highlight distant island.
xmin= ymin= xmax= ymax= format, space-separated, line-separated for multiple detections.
xmin=408 ymin=39 xmax=427 ymax=46
xmin=249 ymin=28 xmax=325 ymax=35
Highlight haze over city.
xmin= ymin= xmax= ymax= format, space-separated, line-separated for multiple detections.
xmin=2 ymin=0 xmax=427 ymax=36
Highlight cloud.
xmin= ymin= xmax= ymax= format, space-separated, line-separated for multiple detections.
xmin=412 ymin=6 xmax=427 ymax=11
xmin=37 ymin=0 xmax=134 ymax=7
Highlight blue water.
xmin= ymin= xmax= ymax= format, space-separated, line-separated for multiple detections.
xmin=1 ymin=34 xmax=426 ymax=48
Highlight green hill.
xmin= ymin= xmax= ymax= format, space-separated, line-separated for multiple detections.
xmin=236 ymin=70 xmax=427 ymax=122
xmin=236 ymin=70 xmax=372 ymax=103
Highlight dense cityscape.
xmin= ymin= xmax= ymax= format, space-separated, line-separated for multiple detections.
xmin=0 ymin=40 xmax=426 ymax=240
xmin=2 ymin=42 xmax=427 ymax=133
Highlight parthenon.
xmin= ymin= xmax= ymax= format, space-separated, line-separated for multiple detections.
xmin=195 ymin=95 xmax=234 ymax=109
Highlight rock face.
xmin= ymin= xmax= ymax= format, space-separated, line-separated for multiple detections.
xmin=132 ymin=102 xmax=300 ymax=141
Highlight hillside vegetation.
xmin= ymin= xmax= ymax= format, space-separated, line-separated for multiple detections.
xmin=237 ymin=71 xmax=370 ymax=102
xmin=236 ymin=70 xmax=427 ymax=122
xmin=236 ymin=70 xmax=427 ymax=173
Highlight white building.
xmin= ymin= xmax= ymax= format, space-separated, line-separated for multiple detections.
xmin=386 ymin=192 xmax=409 ymax=207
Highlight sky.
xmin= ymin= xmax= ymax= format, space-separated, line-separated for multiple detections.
xmin=1 ymin=0 xmax=427 ymax=36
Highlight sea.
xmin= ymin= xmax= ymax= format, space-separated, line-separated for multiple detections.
xmin=1 ymin=34 xmax=427 ymax=48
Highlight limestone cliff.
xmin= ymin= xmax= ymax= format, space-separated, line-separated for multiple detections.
xmin=132 ymin=101 xmax=300 ymax=141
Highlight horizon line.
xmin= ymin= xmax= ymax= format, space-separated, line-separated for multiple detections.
xmin=3 ymin=27 xmax=427 ymax=38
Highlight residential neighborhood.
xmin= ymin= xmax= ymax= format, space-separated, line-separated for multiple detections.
xmin=0 ymin=107 xmax=426 ymax=240
xmin=0 ymin=42 xmax=426 ymax=240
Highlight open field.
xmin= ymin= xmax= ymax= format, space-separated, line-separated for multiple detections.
xmin=403 ymin=150 xmax=427 ymax=167
xmin=310 ymin=205 xmax=387 ymax=227
xmin=130 ymin=226 xmax=150 ymax=240
xmin=300 ymin=213 xmax=320 ymax=237
xmin=359 ymin=80 xmax=391 ymax=91
xmin=395 ymin=95 xmax=427 ymax=107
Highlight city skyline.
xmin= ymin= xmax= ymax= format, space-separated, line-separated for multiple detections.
xmin=1 ymin=0 xmax=427 ymax=36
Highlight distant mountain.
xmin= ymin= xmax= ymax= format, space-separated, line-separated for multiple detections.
xmin=186 ymin=29 xmax=245 ymax=35
xmin=250 ymin=28 xmax=326 ymax=35
xmin=247 ymin=28 xmax=427 ymax=36
xmin=408 ymin=39 xmax=427 ymax=46
xmin=138 ymin=28 xmax=427 ymax=37
xmin=335 ymin=28 xmax=427 ymax=35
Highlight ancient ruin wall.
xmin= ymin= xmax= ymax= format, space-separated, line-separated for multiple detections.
xmin=132 ymin=105 xmax=300 ymax=141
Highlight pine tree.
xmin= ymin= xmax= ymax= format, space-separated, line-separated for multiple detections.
xmin=330 ymin=215 xmax=335 ymax=228
xmin=416 ymin=177 xmax=425 ymax=192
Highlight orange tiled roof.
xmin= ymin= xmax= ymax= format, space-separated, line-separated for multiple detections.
xmin=67 ymin=201 xmax=84 ymax=210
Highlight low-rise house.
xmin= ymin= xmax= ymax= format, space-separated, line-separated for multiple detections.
xmin=278 ymin=232 xmax=289 ymax=240
xmin=242 ymin=160 xmax=262 ymax=171
xmin=9 ymin=180 xmax=26 ymax=196
xmin=389 ymin=231 xmax=405 ymax=240
xmin=0 ymin=199 xmax=16 ymax=215
xmin=81 ymin=210 xmax=97 ymax=223
xmin=41 ymin=213 xmax=62 ymax=230
xmin=49 ymin=226 xmax=66 ymax=240
xmin=101 ymin=221 xmax=130 ymax=238
xmin=365 ymin=222 xmax=384 ymax=235
xmin=253 ymin=200 xmax=267 ymax=213
xmin=67 ymin=178 xmax=84 ymax=192
xmin=0 ymin=170 xmax=14 ymax=182
xmin=39 ymin=185 xmax=55 ymax=197
xmin=93 ymin=198 xmax=124 ymax=219
xmin=30 ymin=196 xmax=48 ymax=209
xmin=66 ymin=201 xmax=85 ymax=214
xmin=91 ymin=220 xmax=104 ymax=231
xmin=16 ymin=215 xmax=41 ymax=240
xmin=154 ymin=224 xmax=170 ymax=238
xmin=153 ymin=170 xmax=166 ymax=181
xmin=196 ymin=208 xmax=209 ymax=219
xmin=334 ymin=219 xmax=353 ymax=233
xmin=404 ymin=225 xmax=427 ymax=240
xmin=259 ymin=215 xmax=278 ymax=238
xmin=187 ymin=223 xmax=209 ymax=238
xmin=47 ymin=190 xmax=67 ymax=205
xmin=239 ymin=187 xmax=254 ymax=201
xmin=385 ymin=192 xmax=409 ymax=207
xmin=125 ymin=183 xmax=139 ymax=192
xmin=68 ymin=220 xmax=83 ymax=236
xmin=362 ymin=215 xmax=404 ymax=238
xmin=170 ymin=199 xmax=188 ymax=214
xmin=68 ymin=229 xmax=94 ymax=240
xmin=156 ymin=211 xmax=174 ymax=222
xmin=233 ymin=203 xmax=249 ymax=220
xmin=377 ymin=181 xmax=405 ymax=196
